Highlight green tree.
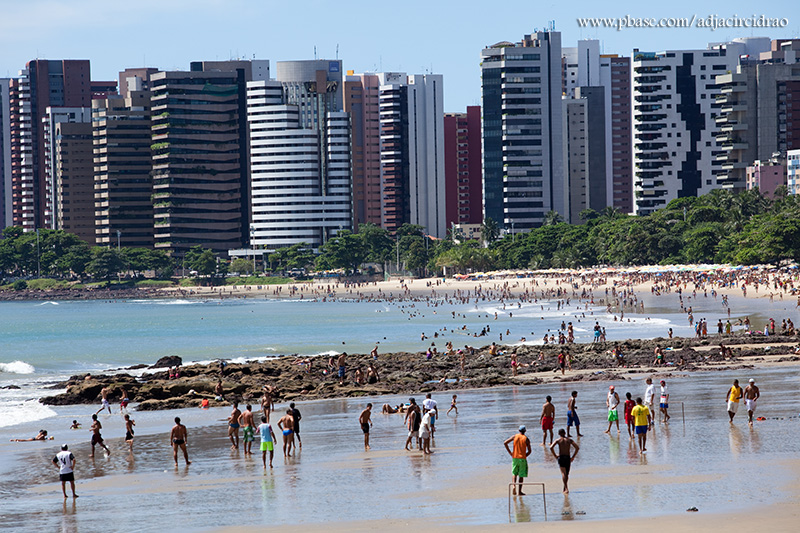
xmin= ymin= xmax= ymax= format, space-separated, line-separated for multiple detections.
xmin=316 ymin=231 xmax=367 ymax=273
xmin=358 ymin=223 xmax=394 ymax=263
xmin=86 ymin=248 xmax=125 ymax=283
xmin=480 ymin=218 xmax=500 ymax=245
xmin=230 ymin=257 xmax=255 ymax=275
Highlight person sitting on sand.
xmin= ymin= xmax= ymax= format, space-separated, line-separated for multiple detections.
xmin=11 ymin=429 xmax=50 ymax=442
xmin=354 ymin=367 xmax=365 ymax=385
xmin=382 ymin=404 xmax=400 ymax=414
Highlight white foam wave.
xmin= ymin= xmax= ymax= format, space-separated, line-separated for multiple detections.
xmin=0 ymin=400 xmax=57 ymax=429
xmin=35 ymin=301 xmax=60 ymax=306
xmin=0 ymin=361 xmax=35 ymax=374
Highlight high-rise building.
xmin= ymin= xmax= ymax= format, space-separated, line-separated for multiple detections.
xmin=9 ymin=60 xmax=92 ymax=231
xmin=481 ymin=30 xmax=564 ymax=231
xmin=247 ymin=60 xmax=352 ymax=252
xmin=149 ymin=69 xmax=248 ymax=255
xmin=118 ymin=68 xmax=158 ymax=98
xmin=53 ymin=121 xmax=95 ymax=243
xmin=93 ymin=76 xmax=154 ymax=248
xmin=344 ymin=72 xmax=446 ymax=237
xmin=0 ymin=79 xmax=11 ymax=228
xmin=631 ymin=38 xmax=770 ymax=214
xmin=788 ymin=149 xmax=800 ymax=195
xmin=443 ymin=106 xmax=482 ymax=228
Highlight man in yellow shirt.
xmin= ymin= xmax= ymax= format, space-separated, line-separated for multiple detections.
xmin=726 ymin=379 xmax=743 ymax=423
xmin=631 ymin=397 xmax=652 ymax=455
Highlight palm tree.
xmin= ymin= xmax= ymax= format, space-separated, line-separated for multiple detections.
xmin=480 ymin=218 xmax=500 ymax=246
xmin=543 ymin=210 xmax=564 ymax=226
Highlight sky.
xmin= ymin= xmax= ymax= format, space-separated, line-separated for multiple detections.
xmin=0 ymin=0 xmax=796 ymax=111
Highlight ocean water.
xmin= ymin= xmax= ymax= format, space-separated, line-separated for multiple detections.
xmin=0 ymin=288 xmax=794 ymax=431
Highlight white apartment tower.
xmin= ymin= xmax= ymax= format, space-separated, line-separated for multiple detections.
xmin=248 ymin=60 xmax=352 ymax=251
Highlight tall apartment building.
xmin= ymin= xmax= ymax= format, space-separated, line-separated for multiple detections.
xmin=562 ymin=41 xmax=632 ymax=213
xmin=481 ymin=30 xmax=564 ymax=231
xmin=42 ymin=107 xmax=92 ymax=229
xmin=0 ymin=79 xmax=11 ymax=228
xmin=715 ymin=40 xmax=800 ymax=188
xmin=149 ymin=69 xmax=248 ymax=255
xmin=631 ymin=38 xmax=770 ymax=214
xmin=788 ymin=149 xmax=800 ymax=195
xmin=343 ymin=72 xmax=446 ymax=237
xmin=443 ymin=106 xmax=482 ymax=228
xmin=53 ymin=121 xmax=95 ymax=243
xmin=93 ymin=77 xmax=154 ymax=248
xmin=9 ymin=60 xmax=92 ymax=231
xmin=247 ymin=60 xmax=352 ymax=251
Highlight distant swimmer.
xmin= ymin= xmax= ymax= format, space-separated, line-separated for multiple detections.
xmin=52 ymin=444 xmax=77 ymax=498
xmin=726 ymin=379 xmax=743 ymax=423
xmin=228 ymin=402 xmax=241 ymax=450
xmin=744 ymin=379 xmax=760 ymax=427
xmin=503 ymin=425 xmax=531 ymax=496
xmin=550 ymin=429 xmax=579 ymax=494
xmin=359 ymin=403 xmax=373 ymax=450
xmin=89 ymin=414 xmax=110 ymax=457
xmin=277 ymin=408 xmax=295 ymax=457
xmin=170 ymin=416 xmax=191 ymax=465
xmin=70 ymin=420 xmax=81 ymax=430
xmin=540 ymin=396 xmax=555 ymax=446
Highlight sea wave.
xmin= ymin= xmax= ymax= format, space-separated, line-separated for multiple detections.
xmin=0 ymin=361 xmax=35 ymax=374
xmin=0 ymin=400 xmax=57 ymax=429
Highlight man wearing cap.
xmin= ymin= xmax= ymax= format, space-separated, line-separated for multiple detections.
xmin=605 ymin=385 xmax=621 ymax=434
xmin=744 ymin=379 xmax=760 ymax=426
xmin=726 ymin=379 xmax=743 ymax=423
xmin=659 ymin=380 xmax=671 ymax=422
xmin=504 ymin=425 xmax=532 ymax=495
xmin=52 ymin=444 xmax=77 ymax=498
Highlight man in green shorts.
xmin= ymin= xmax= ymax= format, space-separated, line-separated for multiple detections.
xmin=503 ymin=425 xmax=532 ymax=495
xmin=240 ymin=404 xmax=255 ymax=455
xmin=256 ymin=415 xmax=277 ymax=468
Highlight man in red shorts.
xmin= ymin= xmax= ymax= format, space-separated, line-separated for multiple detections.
xmin=623 ymin=392 xmax=636 ymax=437
xmin=539 ymin=395 xmax=555 ymax=446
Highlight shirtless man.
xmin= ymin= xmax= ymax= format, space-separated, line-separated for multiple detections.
xmin=550 ymin=429 xmax=579 ymax=493
xmin=123 ymin=414 xmax=135 ymax=453
xmin=95 ymin=387 xmax=112 ymax=415
xmin=170 ymin=416 xmax=190 ymax=465
xmin=404 ymin=398 xmax=421 ymax=451
xmin=539 ymin=396 xmax=555 ymax=446
xmin=566 ymin=391 xmax=583 ymax=437
xmin=289 ymin=402 xmax=302 ymax=448
xmin=214 ymin=379 xmax=224 ymax=401
xmin=260 ymin=386 xmax=274 ymax=419
xmin=278 ymin=409 xmax=295 ymax=456
xmin=89 ymin=414 xmax=110 ymax=457
xmin=228 ymin=402 xmax=242 ymax=450
xmin=359 ymin=403 xmax=373 ymax=450
xmin=11 ymin=429 xmax=49 ymax=442
xmin=119 ymin=387 xmax=130 ymax=413
xmin=338 ymin=352 xmax=347 ymax=386
xmin=240 ymin=404 xmax=255 ymax=455
xmin=744 ymin=379 xmax=760 ymax=426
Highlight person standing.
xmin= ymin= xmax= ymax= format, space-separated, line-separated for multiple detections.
xmin=726 ymin=379 xmax=744 ymax=423
xmin=557 ymin=352 xmax=566 ymax=375
xmin=256 ymin=415 xmax=276 ymax=468
xmin=338 ymin=352 xmax=347 ymax=386
xmin=119 ymin=387 xmax=130 ymax=413
xmin=260 ymin=386 xmax=274 ymax=420
xmin=52 ymin=444 xmax=77 ymax=498
xmin=170 ymin=417 xmax=191 ymax=465
xmin=359 ymin=403 xmax=373 ymax=450
xmin=644 ymin=378 xmax=655 ymax=413
xmin=631 ymin=398 xmax=652 ymax=454
xmin=228 ymin=402 xmax=241 ymax=450
xmin=277 ymin=409 xmax=295 ymax=457
xmin=659 ymin=380 xmax=671 ymax=422
xmin=419 ymin=409 xmax=433 ymax=454
xmin=404 ymin=398 xmax=421 ymax=451
xmin=240 ymin=404 xmax=255 ymax=456
xmin=422 ymin=393 xmax=437 ymax=436
xmin=289 ymin=402 xmax=302 ymax=449
xmin=623 ymin=392 xmax=636 ymax=437
xmin=540 ymin=396 xmax=555 ymax=446
xmin=503 ymin=426 xmax=532 ymax=496
xmin=744 ymin=378 xmax=760 ymax=426
xmin=123 ymin=414 xmax=135 ymax=454
xmin=89 ymin=414 xmax=110 ymax=457
xmin=567 ymin=391 xmax=583 ymax=437
xmin=605 ymin=385 xmax=620 ymax=434
xmin=550 ymin=429 xmax=579 ymax=494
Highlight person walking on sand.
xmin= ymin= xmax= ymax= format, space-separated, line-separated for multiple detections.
xmin=338 ymin=352 xmax=347 ymax=386
xmin=447 ymin=394 xmax=458 ymax=416
xmin=119 ymin=387 xmax=130 ymax=413
xmin=540 ymin=396 xmax=555 ymax=446
xmin=644 ymin=378 xmax=655 ymax=413
xmin=52 ymin=444 xmax=77 ymax=498
xmin=170 ymin=417 xmax=190 ymax=465
xmin=89 ymin=414 xmax=110 ymax=457
xmin=228 ymin=402 xmax=241 ymax=450
xmin=631 ymin=397 xmax=652 ymax=454
xmin=659 ymin=380 xmax=671 ymax=422
xmin=605 ymin=385 xmax=621 ymax=434
xmin=289 ymin=402 xmax=302 ymax=449
xmin=726 ymin=379 xmax=744 ymax=423
xmin=278 ymin=409 xmax=295 ymax=457
xmin=567 ymin=391 xmax=583 ymax=437
xmin=504 ymin=425 xmax=532 ymax=496
xmin=260 ymin=386 xmax=274 ymax=420
xmin=240 ymin=404 xmax=255 ymax=456
xmin=744 ymin=379 xmax=760 ymax=426
xmin=623 ymin=392 xmax=636 ymax=437
xmin=404 ymin=398 xmax=421 ymax=451
xmin=123 ymin=414 xmax=135 ymax=453
xmin=95 ymin=387 xmax=112 ymax=416
xmin=359 ymin=403 xmax=373 ymax=450
xmin=550 ymin=429 xmax=579 ymax=494
xmin=256 ymin=415 xmax=276 ymax=468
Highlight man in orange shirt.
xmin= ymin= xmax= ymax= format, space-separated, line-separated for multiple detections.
xmin=503 ymin=425 xmax=532 ymax=495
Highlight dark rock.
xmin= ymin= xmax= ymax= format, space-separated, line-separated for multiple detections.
xmin=1 ymin=385 xmax=21 ymax=389
xmin=152 ymin=356 xmax=182 ymax=369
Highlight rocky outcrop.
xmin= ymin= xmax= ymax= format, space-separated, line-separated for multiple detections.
xmin=152 ymin=356 xmax=182 ymax=369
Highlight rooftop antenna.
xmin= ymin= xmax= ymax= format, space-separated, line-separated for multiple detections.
xmin=314 ymin=46 xmax=317 ymax=60
xmin=336 ymin=44 xmax=339 ymax=59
